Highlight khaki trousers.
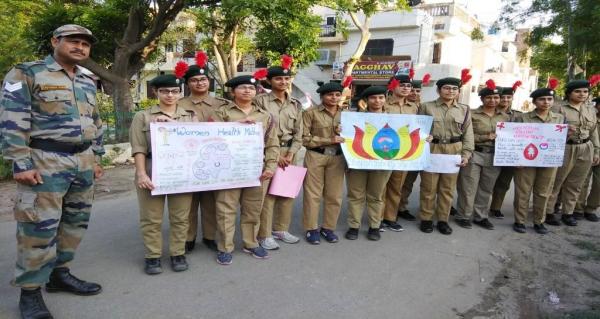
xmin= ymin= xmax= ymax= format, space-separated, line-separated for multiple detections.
xmin=419 ymin=143 xmax=463 ymax=222
xmin=399 ymin=171 xmax=419 ymax=211
xmin=259 ymin=150 xmax=296 ymax=236
xmin=186 ymin=191 xmax=217 ymax=241
xmin=513 ymin=167 xmax=557 ymax=224
xmin=302 ymin=150 xmax=345 ymax=231
xmin=383 ymin=171 xmax=408 ymax=221
xmin=137 ymin=187 xmax=193 ymax=258
xmin=346 ymin=169 xmax=392 ymax=228
xmin=546 ymin=142 xmax=594 ymax=216
xmin=215 ymin=183 xmax=266 ymax=253
xmin=575 ymin=164 xmax=600 ymax=213
xmin=456 ymin=151 xmax=501 ymax=221
xmin=490 ymin=167 xmax=515 ymax=211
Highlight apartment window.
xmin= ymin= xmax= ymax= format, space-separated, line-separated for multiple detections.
xmin=434 ymin=23 xmax=445 ymax=30
xmin=326 ymin=16 xmax=336 ymax=26
xmin=427 ymin=5 xmax=449 ymax=16
xmin=502 ymin=41 xmax=509 ymax=52
xmin=321 ymin=16 xmax=337 ymax=37
xmin=364 ymin=39 xmax=394 ymax=56
xmin=432 ymin=43 xmax=442 ymax=64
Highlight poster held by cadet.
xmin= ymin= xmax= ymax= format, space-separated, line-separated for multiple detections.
xmin=493 ymin=122 xmax=568 ymax=167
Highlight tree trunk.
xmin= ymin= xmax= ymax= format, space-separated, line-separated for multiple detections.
xmin=112 ymin=80 xmax=135 ymax=143
xmin=343 ymin=13 xmax=371 ymax=79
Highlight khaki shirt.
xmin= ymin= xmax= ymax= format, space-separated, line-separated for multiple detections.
xmin=419 ymin=98 xmax=474 ymax=158
xmin=385 ymin=95 xmax=419 ymax=115
xmin=552 ymin=101 xmax=599 ymax=156
xmin=471 ymin=106 xmax=510 ymax=147
xmin=254 ymin=92 xmax=303 ymax=154
xmin=497 ymin=106 xmax=522 ymax=122
xmin=178 ymin=94 xmax=231 ymax=122
xmin=516 ymin=110 xmax=564 ymax=124
xmin=213 ymin=103 xmax=279 ymax=173
xmin=302 ymin=104 xmax=342 ymax=149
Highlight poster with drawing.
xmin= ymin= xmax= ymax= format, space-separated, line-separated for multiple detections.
xmin=493 ymin=122 xmax=568 ymax=167
xmin=150 ymin=122 xmax=264 ymax=195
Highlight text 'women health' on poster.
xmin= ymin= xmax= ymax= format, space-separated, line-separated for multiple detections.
xmin=493 ymin=122 xmax=568 ymax=167
xmin=340 ymin=112 xmax=433 ymax=170
xmin=150 ymin=122 xmax=264 ymax=195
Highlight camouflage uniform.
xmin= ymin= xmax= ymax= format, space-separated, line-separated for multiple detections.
xmin=178 ymin=95 xmax=231 ymax=244
xmin=0 ymin=55 xmax=104 ymax=288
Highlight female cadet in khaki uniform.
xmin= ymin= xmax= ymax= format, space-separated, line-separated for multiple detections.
xmin=130 ymin=74 xmax=196 ymax=275
xmin=418 ymin=75 xmax=474 ymax=235
xmin=455 ymin=80 xmax=508 ymax=230
xmin=344 ymin=86 xmax=393 ymax=241
xmin=302 ymin=82 xmax=346 ymax=244
xmin=574 ymin=96 xmax=600 ymax=222
xmin=545 ymin=79 xmax=600 ymax=226
xmin=212 ymin=74 xmax=279 ymax=265
xmin=512 ymin=87 xmax=564 ymax=234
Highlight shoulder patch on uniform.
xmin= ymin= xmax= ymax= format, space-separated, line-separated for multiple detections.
xmin=3 ymin=81 xmax=22 ymax=92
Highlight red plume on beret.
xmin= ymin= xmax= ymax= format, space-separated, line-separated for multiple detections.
xmin=281 ymin=54 xmax=293 ymax=70
xmin=253 ymin=68 xmax=268 ymax=80
xmin=388 ymin=78 xmax=400 ymax=91
xmin=409 ymin=68 xmax=415 ymax=80
xmin=548 ymin=77 xmax=559 ymax=90
xmin=422 ymin=73 xmax=431 ymax=85
xmin=195 ymin=51 xmax=208 ymax=68
xmin=342 ymin=76 xmax=353 ymax=88
xmin=589 ymin=74 xmax=600 ymax=88
xmin=485 ymin=79 xmax=496 ymax=90
xmin=174 ymin=61 xmax=189 ymax=79
xmin=461 ymin=68 xmax=472 ymax=84
xmin=512 ymin=80 xmax=522 ymax=92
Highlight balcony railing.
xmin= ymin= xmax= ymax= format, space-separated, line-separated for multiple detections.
xmin=320 ymin=25 xmax=336 ymax=37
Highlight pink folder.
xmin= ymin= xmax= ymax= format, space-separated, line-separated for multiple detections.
xmin=268 ymin=165 xmax=307 ymax=198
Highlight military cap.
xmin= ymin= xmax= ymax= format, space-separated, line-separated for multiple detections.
xmin=184 ymin=65 xmax=209 ymax=82
xmin=53 ymin=24 xmax=97 ymax=43
xmin=411 ymin=80 xmax=422 ymax=89
xmin=436 ymin=77 xmax=462 ymax=88
xmin=360 ymin=86 xmax=388 ymax=99
xmin=316 ymin=82 xmax=344 ymax=94
xmin=565 ymin=80 xmax=590 ymax=95
xmin=479 ymin=80 xmax=500 ymax=97
xmin=225 ymin=75 xmax=257 ymax=89
xmin=499 ymin=87 xmax=514 ymax=96
xmin=267 ymin=66 xmax=292 ymax=79
xmin=529 ymin=88 xmax=555 ymax=100
xmin=150 ymin=74 xmax=182 ymax=88
xmin=391 ymin=74 xmax=412 ymax=84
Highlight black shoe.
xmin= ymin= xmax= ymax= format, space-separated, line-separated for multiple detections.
xmin=202 ymin=238 xmax=218 ymax=252
xmin=473 ymin=218 xmax=494 ymax=230
xmin=450 ymin=206 xmax=458 ymax=216
xmin=170 ymin=255 xmax=189 ymax=272
xmin=533 ymin=224 xmax=548 ymax=234
xmin=513 ymin=223 xmax=526 ymax=233
xmin=490 ymin=209 xmax=504 ymax=219
xmin=382 ymin=219 xmax=404 ymax=232
xmin=584 ymin=212 xmax=599 ymax=222
xmin=366 ymin=227 xmax=381 ymax=241
xmin=345 ymin=228 xmax=359 ymax=240
xmin=561 ymin=214 xmax=578 ymax=226
xmin=545 ymin=213 xmax=561 ymax=226
xmin=20 ymin=288 xmax=53 ymax=319
xmin=397 ymin=210 xmax=416 ymax=221
xmin=573 ymin=211 xmax=584 ymax=220
xmin=185 ymin=240 xmax=196 ymax=253
xmin=144 ymin=258 xmax=163 ymax=275
xmin=455 ymin=218 xmax=472 ymax=229
xmin=420 ymin=220 xmax=434 ymax=233
xmin=45 ymin=268 xmax=102 ymax=296
xmin=437 ymin=221 xmax=453 ymax=235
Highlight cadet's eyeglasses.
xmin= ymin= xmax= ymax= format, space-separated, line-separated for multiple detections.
xmin=189 ymin=78 xmax=208 ymax=84
xmin=158 ymin=89 xmax=181 ymax=95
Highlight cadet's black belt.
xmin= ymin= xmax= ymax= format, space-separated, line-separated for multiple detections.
xmin=309 ymin=147 xmax=342 ymax=156
xmin=475 ymin=145 xmax=495 ymax=153
xmin=29 ymin=139 xmax=91 ymax=154
xmin=280 ymin=139 xmax=293 ymax=147
xmin=430 ymin=137 xmax=461 ymax=144
xmin=147 ymin=153 xmax=152 ymax=159
xmin=566 ymin=138 xmax=590 ymax=145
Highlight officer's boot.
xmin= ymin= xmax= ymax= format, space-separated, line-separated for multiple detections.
xmin=45 ymin=267 xmax=102 ymax=296
xmin=19 ymin=288 xmax=54 ymax=319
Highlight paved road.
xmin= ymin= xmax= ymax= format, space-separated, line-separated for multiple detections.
xmin=0 ymin=178 xmax=521 ymax=319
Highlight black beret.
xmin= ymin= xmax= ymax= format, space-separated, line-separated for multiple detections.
xmin=479 ymin=87 xmax=501 ymax=97
xmin=499 ymin=87 xmax=515 ymax=96
xmin=267 ymin=66 xmax=292 ymax=79
xmin=316 ymin=82 xmax=344 ymax=94
xmin=436 ymin=77 xmax=461 ymax=88
xmin=150 ymin=74 xmax=182 ymax=88
xmin=225 ymin=75 xmax=257 ymax=88
xmin=184 ymin=65 xmax=209 ymax=82
xmin=530 ymin=88 xmax=555 ymax=100
xmin=565 ymin=80 xmax=589 ymax=95
xmin=360 ymin=86 xmax=388 ymax=99
xmin=391 ymin=74 xmax=411 ymax=84
xmin=411 ymin=80 xmax=422 ymax=89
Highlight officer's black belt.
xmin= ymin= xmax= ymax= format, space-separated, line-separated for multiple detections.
xmin=566 ymin=138 xmax=590 ymax=145
xmin=29 ymin=138 xmax=91 ymax=154
xmin=430 ymin=137 xmax=461 ymax=144
xmin=309 ymin=147 xmax=342 ymax=156
xmin=474 ymin=145 xmax=495 ymax=153
xmin=280 ymin=139 xmax=293 ymax=147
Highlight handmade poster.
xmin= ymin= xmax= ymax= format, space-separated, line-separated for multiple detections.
xmin=150 ymin=122 xmax=264 ymax=195
xmin=424 ymin=154 xmax=461 ymax=174
xmin=493 ymin=122 xmax=568 ymax=167
xmin=341 ymin=112 xmax=433 ymax=170
xmin=268 ymin=165 xmax=307 ymax=198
